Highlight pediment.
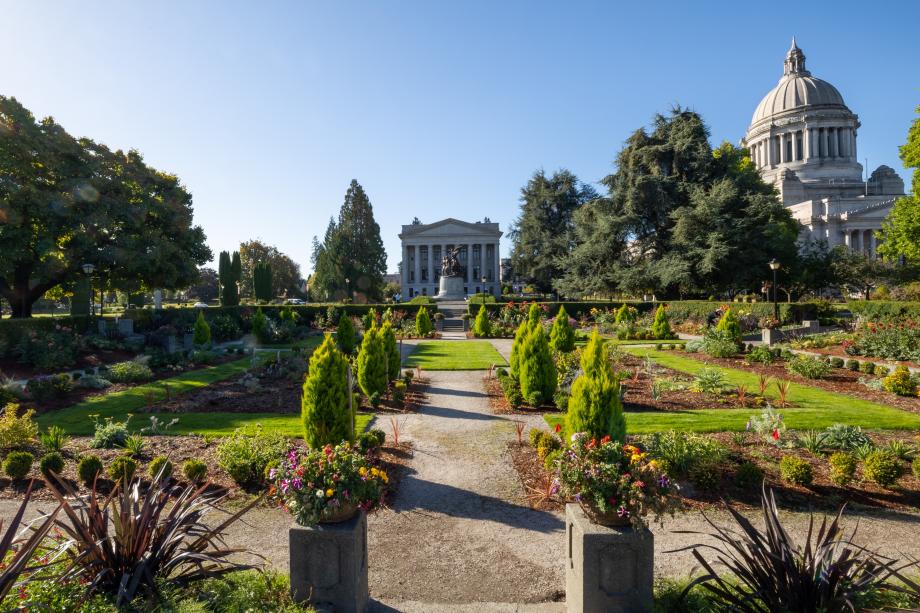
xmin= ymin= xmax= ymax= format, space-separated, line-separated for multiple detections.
xmin=400 ymin=217 xmax=502 ymax=239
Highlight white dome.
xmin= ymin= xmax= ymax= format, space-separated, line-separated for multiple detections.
xmin=751 ymin=40 xmax=849 ymax=125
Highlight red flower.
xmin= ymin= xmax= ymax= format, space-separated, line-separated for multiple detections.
xmin=772 ymin=429 xmax=779 ymax=441
xmin=586 ymin=438 xmax=596 ymax=449
xmin=600 ymin=435 xmax=611 ymax=445
xmin=554 ymin=424 xmax=561 ymax=433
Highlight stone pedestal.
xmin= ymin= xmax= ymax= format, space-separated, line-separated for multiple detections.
xmin=566 ymin=503 xmax=653 ymax=613
xmin=435 ymin=275 xmax=465 ymax=301
xmin=289 ymin=512 xmax=368 ymax=613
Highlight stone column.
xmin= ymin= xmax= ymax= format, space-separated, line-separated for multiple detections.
xmin=802 ymin=129 xmax=809 ymax=161
xmin=494 ymin=243 xmax=500 ymax=284
xmin=413 ymin=244 xmax=420 ymax=290
xmin=851 ymin=128 xmax=857 ymax=161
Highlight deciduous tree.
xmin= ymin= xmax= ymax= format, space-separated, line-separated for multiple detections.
xmin=877 ymin=103 xmax=920 ymax=262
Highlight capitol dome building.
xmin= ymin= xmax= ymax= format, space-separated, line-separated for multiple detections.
xmin=742 ymin=40 xmax=904 ymax=255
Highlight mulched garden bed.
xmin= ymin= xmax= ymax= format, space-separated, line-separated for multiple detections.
xmin=508 ymin=431 xmax=920 ymax=515
xmin=801 ymin=345 xmax=920 ymax=370
xmin=483 ymin=375 xmax=563 ymax=415
xmin=681 ymin=352 xmax=920 ymax=414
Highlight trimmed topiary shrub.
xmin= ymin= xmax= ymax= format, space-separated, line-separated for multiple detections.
xmin=148 ymin=456 xmax=173 ymax=481
xmin=302 ymin=334 xmax=353 ymax=448
xmin=874 ymin=364 xmax=890 ymax=377
xmin=565 ymin=331 xmax=625 ymax=442
xmin=786 ymin=355 xmax=831 ymax=379
xmin=829 ymin=356 xmax=844 ymax=369
xmin=519 ymin=326 xmax=556 ymax=407
xmin=182 ymin=458 xmax=208 ymax=483
xmin=379 ymin=321 xmax=401 ymax=382
xmin=549 ymin=305 xmax=575 ymax=352
xmin=779 ymin=455 xmax=813 ymax=486
xmin=39 ymin=452 xmax=64 ymax=477
xmin=108 ymin=456 xmax=137 ymax=482
xmin=357 ymin=326 xmax=388 ymax=401
xmin=415 ymin=306 xmax=433 ymax=337
xmin=472 ymin=305 xmax=492 ymax=338
xmin=77 ymin=455 xmax=103 ymax=484
xmin=193 ymin=310 xmax=211 ymax=347
xmin=828 ymin=452 xmax=857 ymax=486
xmin=715 ymin=308 xmax=742 ymax=344
xmin=862 ymin=451 xmax=902 ymax=488
xmin=336 ymin=314 xmax=356 ymax=355
xmin=107 ymin=361 xmax=153 ymax=384
xmin=734 ymin=461 xmax=763 ymax=490
xmin=3 ymin=451 xmax=33 ymax=480
xmin=650 ymin=304 xmax=674 ymax=340
xmin=846 ymin=359 xmax=860 ymax=371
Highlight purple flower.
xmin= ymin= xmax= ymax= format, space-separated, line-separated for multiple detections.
xmin=617 ymin=506 xmax=629 ymax=518
xmin=658 ymin=475 xmax=670 ymax=488
xmin=292 ymin=478 xmax=303 ymax=490
xmin=268 ymin=468 xmax=277 ymax=480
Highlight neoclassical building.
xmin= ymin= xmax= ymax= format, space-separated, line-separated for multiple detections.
xmin=398 ymin=218 xmax=502 ymax=299
xmin=742 ymin=40 xmax=905 ymax=256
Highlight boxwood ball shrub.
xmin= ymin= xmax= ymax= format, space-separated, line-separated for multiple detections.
xmin=39 ymin=451 xmax=64 ymax=477
xmin=182 ymin=458 xmax=208 ymax=483
xmin=779 ymin=455 xmax=813 ymax=486
xmin=859 ymin=361 xmax=876 ymax=375
xmin=828 ymin=452 xmax=857 ymax=486
xmin=874 ymin=364 xmax=890 ymax=377
xmin=830 ymin=356 xmax=844 ymax=369
xmin=107 ymin=361 xmax=154 ymax=384
xmin=336 ymin=313 xmax=356 ymax=355
xmin=734 ymin=461 xmax=764 ymax=490
xmin=77 ymin=454 xmax=104 ymax=484
xmin=862 ymin=451 xmax=902 ymax=488
xmin=3 ymin=451 xmax=33 ymax=480
xmin=846 ymin=359 xmax=860 ymax=371
xmin=108 ymin=456 xmax=138 ymax=482
xmin=302 ymin=334 xmax=353 ymax=448
xmin=148 ymin=456 xmax=173 ymax=481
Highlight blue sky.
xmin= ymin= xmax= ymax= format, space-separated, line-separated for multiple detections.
xmin=3 ymin=1 xmax=917 ymax=275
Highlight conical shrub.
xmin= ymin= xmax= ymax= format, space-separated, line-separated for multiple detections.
xmin=473 ymin=305 xmax=491 ymax=338
xmin=380 ymin=321 xmax=401 ymax=381
xmin=519 ymin=326 xmax=556 ymax=406
xmin=549 ymin=305 xmax=575 ymax=352
xmin=302 ymin=334 xmax=352 ymax=447
xmin=357 ymin=326 xmax=387 ymax=400
xmin=716 ymin=308 xmax=742 ymax=344
xmin=416 ymin=306 xmax=432 ymax=336
xmin=337 ymin=313 xmax=356 ymax=355
xmin=509 ymin=320 xmax=528 ymax=379
xmin=193 ymin=311 xmax=211 ymax=347
xmin=565 ymin=330 xmax=625 ymax=442
xmin=651 ymin=305 xmax=673 ymax=340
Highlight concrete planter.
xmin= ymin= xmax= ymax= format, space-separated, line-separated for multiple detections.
xmin=566 ymin=503 xmax=653 ymax=613
xmin=289 ymin=511 xmax=369 ymax=613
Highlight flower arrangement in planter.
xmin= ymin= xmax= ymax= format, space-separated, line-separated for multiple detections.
xmin=269 ymin=442 xmax=388 ymax=526
xmin=557 ymin=433 xmax=679 ymax=529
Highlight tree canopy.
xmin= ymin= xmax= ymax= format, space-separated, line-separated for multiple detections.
xmin=556 ymin=108 xmax=798 ymax=298
xmin=877 ymin=102 xmax=920 ymax=263
xmin=238 ymin=240 xmax=302 ymax=299
xmin=509 ymin=169 xmax=596 ymax=294
xmin=0 ymin=96 xmax=211 ymax=317
xmin=311 ymin=180 xmax=387 ymax=302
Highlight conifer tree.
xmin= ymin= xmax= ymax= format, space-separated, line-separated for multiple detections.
xmin=716 ymin=307 xmax=742 ymax=344
xmin=253 ymin=262 xmax=273 ymax=301
xmin=362 ymin=307 xmax=378 ymax=331
xmin=527 ymin=303 xmax=542 ymax=329
xmin=472 ymin=305 xmax=491 ymax=338
xmin=565 ymin=331 xmax=625 ymax=442
xmin=509 ymin=319 xmax=528 ymax=379
xmin=380 ymin=321 xmax=401 ymax=381
xmin=337 ymin=313 xmax=356 ymax=355
xmin=193 ymin=311 xmax=211 ymax=347
xmin=519 ymin=326 xmax=556 ymax=406
xmin=415 ymin=306 xmax=432 ymax=336
xmin=650 ymin=305 xmax=673 ymax=340
xmin=549 ymin=305 xmax=575 ymax=352
xmin=357 ymin=326 xmax=388 ymax=402
xmin=302 ymin=334 xmax=352 ymax=447
xmin=218 ymin=250 xmax=241 ymax=306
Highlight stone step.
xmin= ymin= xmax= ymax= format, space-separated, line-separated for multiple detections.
xmin=368 ymin=601 xmax=565 ymax=613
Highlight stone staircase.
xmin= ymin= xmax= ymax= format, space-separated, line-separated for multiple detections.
xmin=437 ymin=301 xmax=467 ymax=336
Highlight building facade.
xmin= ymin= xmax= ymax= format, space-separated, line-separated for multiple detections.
xmin=742 ymin=40 xmax=905 ymax=256
xmin=398 ymin=218 xmax=502 ymax=299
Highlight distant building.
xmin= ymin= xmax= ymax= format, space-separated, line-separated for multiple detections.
xmin=742 ymin=40 xmax=905 ymax=255
xmin=383 ymin=273 xmax=401 ymax=286
xmin=398 ymin=218 xmax=502 ymax=299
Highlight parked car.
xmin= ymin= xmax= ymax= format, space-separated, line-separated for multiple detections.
xmin=192 ymin=302 xmax=209 ymax=308
xmin=284 ymin=298 xmax=305 ymax=305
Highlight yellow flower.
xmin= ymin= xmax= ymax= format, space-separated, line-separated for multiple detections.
xmin=648 ymin=459 xmax=659 ymax=470
xmin=326 ymin=488 xmax=334 ymax=498
xmin=359 ymin=467 xmax=367 ymax=477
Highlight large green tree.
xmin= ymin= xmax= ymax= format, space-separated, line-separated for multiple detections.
xmin=312 ymin=180 xmax=387 ymax=303
xmin=0 ymin=96 xmax=211 ymax=317
xmin=509 ymin=169 xmax=596 ymax=294
xmin=238 ymin=240 xmax=302 ymax=299
xmin=557 ymin=109 xmax=798 ymax=298
xmin=877 ymin=103 xmax=920 ymax=262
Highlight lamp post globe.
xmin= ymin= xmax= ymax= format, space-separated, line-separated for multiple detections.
xmin=767 ymin=259 xmax=780 ymax=322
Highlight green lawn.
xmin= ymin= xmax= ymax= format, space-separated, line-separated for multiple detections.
xmin=39 ymin=357 xmax=374 ymax=437
xmin=403 ymin=340 xmax=507 ymax=370
xmin=576 ymin=338 xmax=687 ymax=347
xmin=545 ymin=348 xmax=920 ymax=434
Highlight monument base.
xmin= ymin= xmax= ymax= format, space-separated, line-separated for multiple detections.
xmin=435 ymin=275 xmax=465 ymax=301
xmin=566 ymin=503 xmax=654 ymax=613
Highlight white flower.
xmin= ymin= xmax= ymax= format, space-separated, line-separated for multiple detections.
xmin=316 ymin=489 xmax=325 ymax=498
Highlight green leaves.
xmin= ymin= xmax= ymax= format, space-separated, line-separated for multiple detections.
xmin=302 ymin=334 xmax=352 ymax=448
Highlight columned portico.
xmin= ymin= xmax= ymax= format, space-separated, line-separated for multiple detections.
xmin=398 ymin=219 xmax=502 ymax=300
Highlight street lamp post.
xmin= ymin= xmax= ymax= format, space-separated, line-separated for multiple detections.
xmin=344 ymin=277 xmax=350 ymax=303
xmin=81 ymin=263 xmax=96 ymax=317
xmin=481 ymin=275 xmax=487 ymax=295
xmin=768 ymin=259 xmax=780 ymax=322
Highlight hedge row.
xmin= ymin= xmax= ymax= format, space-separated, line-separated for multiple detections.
xmin=846 ymin=301 xmax=920 ymax=321
xmin=469 ymin=300 xmax=819 ymax=325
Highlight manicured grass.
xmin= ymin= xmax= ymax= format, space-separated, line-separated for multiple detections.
xmin=38 ymin=357 xmax=373 ymax=437
xmin=575 ymin=338 xmax=687 ymax=347
xmin=403 ymin=340 xmax=507 ymax=370
xmin=545 ymin=348 xmax=920 ymax=434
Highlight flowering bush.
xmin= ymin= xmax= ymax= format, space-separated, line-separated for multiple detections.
xmin=270 ymin=442 xmax=387 ymax=526
xmin=747 ymin=407 xmax=788 ymax=446
xmin=556 ymin=434 xmax=679 ymax=529
xmin=852 ymin=320 xmax=920 ymax=361
xmin=13 ymin=325 xmax=81 ymax=369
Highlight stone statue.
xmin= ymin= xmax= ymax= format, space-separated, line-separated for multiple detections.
xmin=441 ymin=247 xmax=463 ymax=277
